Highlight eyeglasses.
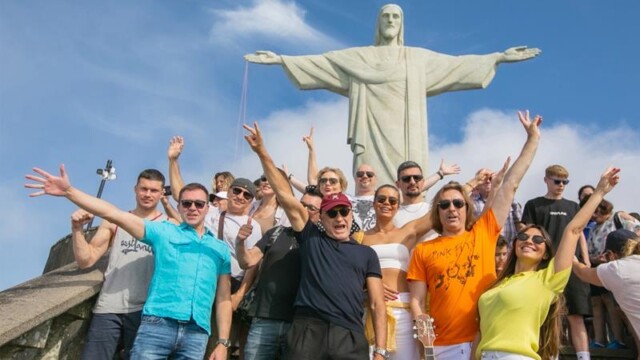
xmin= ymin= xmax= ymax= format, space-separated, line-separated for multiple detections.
xmin=301 ymin=201 xmax=319 ymax=212
xmin=326 ymin=207 xmax=351 ymax=218
xmin=437 ymin=199 xmax=466 ymax=210
xmin=231 ymin=187 xmax=253 ymax=201
xmin=516 ymin=232 xmax=545 ymax=244
xmin=375 ymin=195 xmax=399 ymax=206
xmin=400 ymin=174 xmax=424 ymax=183
xmin=180 ymin=199 xmax=207 ymax=209
xmin=319 ymin=177 xmax=339 ymax=186
xmin=551 ymin=178 xmax=570 ymax=185
xmin=356 ymin=171 xmax=375 ymax=178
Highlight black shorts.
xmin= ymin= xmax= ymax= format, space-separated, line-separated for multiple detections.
xmin=564 ymin=272 xmax=592 ymax=316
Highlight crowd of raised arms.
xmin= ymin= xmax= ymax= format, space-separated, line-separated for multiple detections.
xmin=25 ymin=111 xmax=640 ymax=360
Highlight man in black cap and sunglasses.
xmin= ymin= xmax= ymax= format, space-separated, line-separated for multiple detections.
xmin=244 ymin=122 xmax=389 ymax=360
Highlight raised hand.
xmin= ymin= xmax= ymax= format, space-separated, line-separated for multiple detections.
xmin=517 ymin=110 xmax=542 ymax=139
xmin=302 ymin=127 xmax=315 ymax=150
xmin=491 ymin=157 xmax=511 ymax=188
xmin=244 ymin=51 xmax=282 ymax=64
xmin=595 ymin=167 xmax=621 ymax=195
xmin=236 ymin=217 xmax=254 ymax=242
xmin=168 ymin=136 xmax=184 ymax=160
xmin=438 ymin=159 xmax=461 ymax=176
xmin=71 ymin=209 xmax=94 ymax=230
xmin=25 ymin=165 xmax=71 ymax=197
xmin=502 ymin=46 xmax=541 ymax=62
xmin=243 ymin=122 xmax=265 ymax=153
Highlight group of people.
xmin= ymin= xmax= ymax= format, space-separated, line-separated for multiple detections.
xmin=25 ymin=109 xmax=640 ymax=360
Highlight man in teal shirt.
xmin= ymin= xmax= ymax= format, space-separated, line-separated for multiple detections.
xmin=26 ymin=165 xmax=232 ymax=360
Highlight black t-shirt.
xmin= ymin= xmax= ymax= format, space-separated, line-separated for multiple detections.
xmin=521 ymin=196 xmax=580 ymax=254
xmin=294 ymin=220 xmax=382 ymax=333
xmin=253 ymin=226 xmax=300 ymax=321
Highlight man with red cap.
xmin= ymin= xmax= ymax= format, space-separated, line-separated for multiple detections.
xmin=243 ymin=122 xmax=389 ymax=360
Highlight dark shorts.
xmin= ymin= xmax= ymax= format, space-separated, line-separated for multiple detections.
xmin=287 ymin=313 xmax=368 ymax=360
xmin=564 ymin=273 xmax=592 ymax=316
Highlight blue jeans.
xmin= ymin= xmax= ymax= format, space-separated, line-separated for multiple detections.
xmin=81 ymin=311 xmax=142 ymax=360
xmin=130 ymin=315 xmax=208 ymax=360
xmin=244 ymin=317 xmax=291 ymax=360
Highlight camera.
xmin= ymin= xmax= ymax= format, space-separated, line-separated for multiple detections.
xmin=164 ymin=186 xmax=172 ymax=196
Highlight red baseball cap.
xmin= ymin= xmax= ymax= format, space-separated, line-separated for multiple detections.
xmin=320 ymin=193 xmax=352 ymax=212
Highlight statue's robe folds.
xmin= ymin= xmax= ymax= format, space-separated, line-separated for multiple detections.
xmin=281 ymin=46 xmax=500 ymax=186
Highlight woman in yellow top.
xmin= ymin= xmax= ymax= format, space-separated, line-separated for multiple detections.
xmin=475 ymin=167 xmax=621 ymax=360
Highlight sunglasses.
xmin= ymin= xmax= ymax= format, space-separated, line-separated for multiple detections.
xmin=301 ymin=201 xmax=319 ymax=212
xmin=326 ymin=207 xmax=351 ymax=218
xmin=180 ymin=199 xmax=207 ymax=209
xmin=356 ymin=171 xmax=375 ymax=178
xmin=375 ymin=195 xmax=399 ymax=206
xmin=400 ymin=174 xmax=424 ymax=183
xmin=516 ymin=232 xmax=545 ymax=244
xmin=437 ymin=199 xmax=466 ymax=210
xmin=231 ymin=187 xmax=253 ymax=201
xmin=319 ymin=177 xmax=339 ymax=186
xmin=551 ymin=178 xmax=570 ymax=185
xmin=260 ymin=175 xmax=268 ymax=182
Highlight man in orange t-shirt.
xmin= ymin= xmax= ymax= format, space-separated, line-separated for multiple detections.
xmin=407 ymin=110 xmax=542 ymax=360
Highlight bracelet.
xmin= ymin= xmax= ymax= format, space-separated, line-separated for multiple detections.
xmin=436 ymin=170 xmax=444 ymax=180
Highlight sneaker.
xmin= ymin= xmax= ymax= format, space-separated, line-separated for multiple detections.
xmin=589 ymin=340 xmax=605 ymax=349
xmin=606 ymin=340 xmax=626 ymax=349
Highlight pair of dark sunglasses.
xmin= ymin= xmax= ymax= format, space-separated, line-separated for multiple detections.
xmin=437 ymin=199 xmax=465 ymax=210
xmin=516 ymin=232 xmax=545 ymax=244
xmin=319 ymin=177 xmax=339 ymax=185
xmin=356 ymin=171 xmax=375 ymax=178
xmin=326 ymin=207 xmax=350 ymax=218
xmin=180 ymin=199 xmax=207 ymax=209
xmin=259 ymin=175 xmax=268 ymax=183
xmin=231 ymin=187 xmax=253 ymax=200
xmin=375 ymin=195 xmax=399 ymax=206
xmin=551 ymin=178 xmax=570 ymax=185
xmin=400 ymin=174 xmax=424 ymax=183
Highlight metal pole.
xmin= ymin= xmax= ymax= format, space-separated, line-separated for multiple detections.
xmin=86 ymin=160 xmax=115 ymax=230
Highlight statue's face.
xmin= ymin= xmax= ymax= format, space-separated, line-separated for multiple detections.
xmin=378 ymin=6 xmax=402 ymax=41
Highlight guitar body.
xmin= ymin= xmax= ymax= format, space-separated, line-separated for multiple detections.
xmin=413 ymin=314 xmax=436 ymax=360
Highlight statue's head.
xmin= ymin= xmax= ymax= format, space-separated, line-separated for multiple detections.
xmin=375 ymin=4 xmax=404 ymax=46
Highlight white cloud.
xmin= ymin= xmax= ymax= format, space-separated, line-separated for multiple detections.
xmin=210 ymin=0 xmax=343 ymax=51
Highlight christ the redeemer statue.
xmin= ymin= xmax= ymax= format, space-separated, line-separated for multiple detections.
xmin=245 ymin=3 xmax=540 ymax=186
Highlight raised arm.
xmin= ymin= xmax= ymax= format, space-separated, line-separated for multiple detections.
xmin=244 ymin=122 xmax=308 ymax=231
xmin=280 ymin=164 xmax=307 ymax=194
xmin=555 ymin=168 xmax=620 ymax=272
xmin=498 ymin=46 xmax=541 ymax=63
xmin=478 ymin=158 xmax=510 ymax=219
xmin=160 ymin=194 xmax=182 ymax=224
xmin=421 ymin=159 xmax=461 ymax=192
xmin=26 ymin=165 xmax=145 ymax=239
xmin=70 ymin=209 xmax=114 ymax=269
xmin=303 ymin=127 xmax=319 ymax=186
xmin=167 ymin=136 xmax=186 ymax=202
xmin=491 ymin=110 xmax=541 ymax=225
xmin=401 ymin=210 xmax=433 ymax=250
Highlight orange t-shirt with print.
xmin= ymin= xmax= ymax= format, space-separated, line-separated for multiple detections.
xmin=407 ymin=209 xmax=500 ymax=346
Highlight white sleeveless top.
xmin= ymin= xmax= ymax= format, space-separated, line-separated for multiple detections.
xmin=370 ymin=243 xmax=410 ymax=272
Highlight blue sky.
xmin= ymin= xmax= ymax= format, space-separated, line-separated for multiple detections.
xmin=1 ymin=0 xmax=639 ymax=290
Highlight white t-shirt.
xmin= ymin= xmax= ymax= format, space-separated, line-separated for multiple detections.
xmin=205 ymin=207 xmax=262 ymax=279
xmin=350 ymin=194 xmax=376 ymax=231
xmin=597 ymin=255 xmax=640 ymax=338
xmin=393 ymin=202 xmax=438 ymax=241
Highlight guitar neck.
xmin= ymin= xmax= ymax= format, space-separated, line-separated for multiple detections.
xmin=424 ymin=346 xmax=436 ymax=360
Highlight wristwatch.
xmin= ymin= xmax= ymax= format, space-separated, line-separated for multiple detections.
xmin=373 ymin=347 xmax=390 ymax=359
xmin=216 ymin=338 xmax=232 ymax=348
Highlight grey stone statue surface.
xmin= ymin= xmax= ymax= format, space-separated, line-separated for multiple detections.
xmin=245 ymin=3 xmax=540 ymax=186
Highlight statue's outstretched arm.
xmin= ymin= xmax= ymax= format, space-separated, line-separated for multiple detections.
xmin=499 ymin=46 xmax=541 ymax=63
xmin=244 ymin=51 xmax=283 ymax=65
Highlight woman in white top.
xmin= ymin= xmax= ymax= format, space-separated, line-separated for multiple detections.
xmin=362 ymin=184 xmax=433 ymax=359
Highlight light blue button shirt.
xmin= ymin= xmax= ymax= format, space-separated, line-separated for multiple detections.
xmin=140 ymin=220 xmax=231 ymax=334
